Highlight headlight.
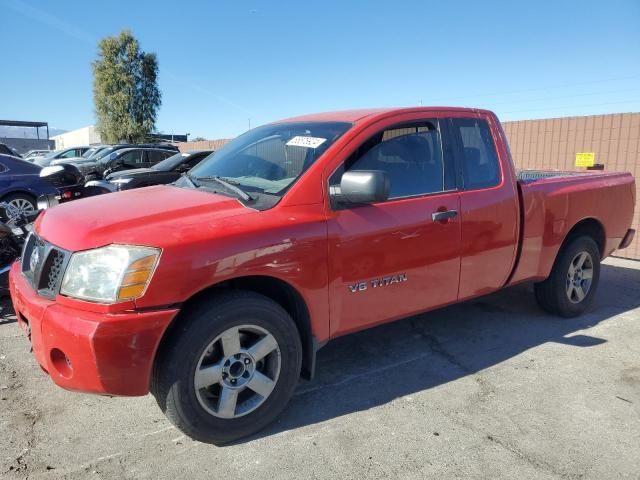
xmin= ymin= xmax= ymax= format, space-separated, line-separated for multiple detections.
xmin=60 ymin=245 xmax=160 ymax=303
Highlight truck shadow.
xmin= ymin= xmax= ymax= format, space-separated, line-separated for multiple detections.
xmin=243 ymin=260 xmax=640 ymax=444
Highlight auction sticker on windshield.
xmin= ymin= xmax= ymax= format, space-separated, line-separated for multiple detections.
xmin=286 ymin=136 xmax=327 ymax=148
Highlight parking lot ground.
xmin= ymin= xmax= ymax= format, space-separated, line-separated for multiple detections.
xmin=1 ymin=257 xmax=639 ymax=479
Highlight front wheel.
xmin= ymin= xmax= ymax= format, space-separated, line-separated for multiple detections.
xmin=534 ymin=236 xmax=601 ymax=317
xmin=151 ymin=291 xmax=302 ymax=444
xmin=2 ymin=193 xmax=36 ymax=218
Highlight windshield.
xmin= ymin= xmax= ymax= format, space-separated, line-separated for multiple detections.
xmin=154 ymin=152 xmax=195 ymax=171
xmin=94 ymin=146 xmax=117 ymax=161
xmin=83 ymin=147 xmax=105 ymax=158
xmin=187 ymin=121 xmax=351 ymax=206
xmin=42 ymin=150 xmax=61 ymax=159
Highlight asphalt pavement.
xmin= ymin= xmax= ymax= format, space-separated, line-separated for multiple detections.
xmin=1 ymin=257 xmax=639 ymax=479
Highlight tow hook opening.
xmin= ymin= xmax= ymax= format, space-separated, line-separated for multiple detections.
xmin=50 ymin=348 xmax=73 ymax=378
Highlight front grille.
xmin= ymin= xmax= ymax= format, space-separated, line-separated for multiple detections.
xmin=21 ymin=233 xmax=70 ymax=299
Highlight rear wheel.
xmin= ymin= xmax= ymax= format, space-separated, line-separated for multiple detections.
xmin=151 ymin=291 xmax=302 ymax=444
xmin=534 ymin=236 xmax=600 ymax=317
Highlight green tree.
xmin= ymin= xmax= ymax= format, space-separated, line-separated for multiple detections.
xmin=93 ymin=30 xmax=161 ymax=143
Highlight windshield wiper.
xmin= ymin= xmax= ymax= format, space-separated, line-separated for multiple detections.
xmin=194 ymin=176 xmax=254 ymax=201
xmin=183 ymin=172 xmax=198 ymax=188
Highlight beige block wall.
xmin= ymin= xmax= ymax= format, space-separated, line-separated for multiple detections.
xmin=503 ymin=113 xmax=639 ymax=260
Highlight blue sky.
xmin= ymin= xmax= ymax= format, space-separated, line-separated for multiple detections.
xmin=1 ymin=0 xmax=639 ymax=139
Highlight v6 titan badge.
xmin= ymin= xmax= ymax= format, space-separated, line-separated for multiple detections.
xmin=348 ymin=273 xmax=407 ymax=293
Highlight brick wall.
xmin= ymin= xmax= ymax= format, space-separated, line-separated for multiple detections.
xmin=177 ymin=139 xmax=230 ymax=153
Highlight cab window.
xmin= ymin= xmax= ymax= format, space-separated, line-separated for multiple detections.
xmin=331 ymin=120 xmax=447 ymax=200
xmin=451 ymin=118 xmax=501 ymax=190
xmin=147 ymin=150 xmax=173 ymax=164
xmin=119 ymin=150 xmax=144 ymax=166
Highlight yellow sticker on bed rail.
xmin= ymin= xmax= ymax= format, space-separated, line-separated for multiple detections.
xmin=575 ymin=152 xmax=595 ymax=167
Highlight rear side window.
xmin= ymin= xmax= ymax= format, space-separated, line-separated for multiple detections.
xmin=451 ymin=118 xmax=501 ymax=190
xmin=148 ymin=150 xmax=172 ymax=164
xmin=119 ymin=150 xmax=144 ymax=166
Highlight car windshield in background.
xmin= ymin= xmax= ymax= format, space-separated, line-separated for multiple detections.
xmin=95 ymin=147 xmax=117 ymax=161
xmin=154 ymin=152 xmax=196 ymax=171
xmin=188 ymin=121 xmax=352 ymax=201
xmin=42 ymin=150 xmax=60 ymax=159
xmin=82 ymin=148 xmax=98 ymax=158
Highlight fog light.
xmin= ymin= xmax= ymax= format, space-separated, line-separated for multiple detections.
xmin=50 ymin=348 xmax=73 ymax=378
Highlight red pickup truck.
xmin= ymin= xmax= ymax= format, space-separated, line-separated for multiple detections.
xmin=9 ymin=107 xmax=636 ymax=443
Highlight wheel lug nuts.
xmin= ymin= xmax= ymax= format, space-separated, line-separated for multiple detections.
xmin=244 ymin=359 xmax=250 ymax=364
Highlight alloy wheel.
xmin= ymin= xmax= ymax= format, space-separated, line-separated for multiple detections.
xmin=7 ymin=198 xmax=35 ymax=217
xmin=565 ymin=251 xmax=594 ymax=303
xmin=194 ymin=324 xmax=281 ymax=419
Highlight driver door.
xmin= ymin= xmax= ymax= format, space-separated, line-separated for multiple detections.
xmin=326 ymin=118 xmax=461 ymax=336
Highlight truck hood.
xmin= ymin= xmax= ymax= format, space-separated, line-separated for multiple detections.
xmin=35 ymin=184 xmax=255 ymax=251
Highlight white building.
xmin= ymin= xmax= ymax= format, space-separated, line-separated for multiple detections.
xmin=52 ymin=125 xmax=102 ymax=149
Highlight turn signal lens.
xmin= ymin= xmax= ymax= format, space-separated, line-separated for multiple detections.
xmin=116 ymin=254 xmax=158 ymax=301
xmin=122 ymin=270 xmax=151 ymax=284
xmin=118 ymin=284 xmax=147 ymax=300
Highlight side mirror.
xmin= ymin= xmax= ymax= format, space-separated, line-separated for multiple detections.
xmin=335 ymin=170 xmax=390 ymax=205
xmin=40 ymin=164 xmax=83 ymax=187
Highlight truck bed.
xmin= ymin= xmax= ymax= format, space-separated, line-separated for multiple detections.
xmin=516 ymin=169 xmax=597 ymax=184
xmin=509 ymin=169 xmax=635 ymax=285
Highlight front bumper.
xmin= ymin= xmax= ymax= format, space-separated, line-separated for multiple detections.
xmin=9 ymin=262 xmax=179 ymax=396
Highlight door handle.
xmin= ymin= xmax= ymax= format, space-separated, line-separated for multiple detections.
xmin=431 ymin=209 xmax=458 ymax=223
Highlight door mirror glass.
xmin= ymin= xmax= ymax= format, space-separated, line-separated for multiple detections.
xmin=336 ymin=170 xmax=390 ymax=204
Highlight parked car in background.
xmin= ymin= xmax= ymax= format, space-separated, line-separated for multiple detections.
xmin=52 ymin=143 xmax=179 ymax=179
xmin=23 ymin=149 xmax=52 ymax=161
xmin=33 ymin=146 xmax=91 ymax=166
xmin=106 ymin=150 xmax=213 ymax=191
xmin=0 ymin=154 xmax=58 ymax=216
xmin=57 ymin=145 xmax=179 ymax=180
xmin=0 ymin=143 xmax=21 ymax=158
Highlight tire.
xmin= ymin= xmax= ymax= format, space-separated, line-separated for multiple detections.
xmin=1 ymin=193 xmax=37 ymax=219
xmin=151 ymin=291 xmax=302 ymax=444
xmin=534 ymin=235 xmax=601 ymax=317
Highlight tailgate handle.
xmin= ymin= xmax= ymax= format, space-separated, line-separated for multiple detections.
xmin=431 ymin=210 xmax=458 ymax=223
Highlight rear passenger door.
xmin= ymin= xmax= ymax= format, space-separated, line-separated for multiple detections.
xmin=326 ymin=118 xmax=462 ymax=335
xmin=449 ymin=115 xmax=519 ymax=299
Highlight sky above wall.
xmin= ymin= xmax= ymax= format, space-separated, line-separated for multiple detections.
xmin=1 ymin=0 xmax=639 ymax=139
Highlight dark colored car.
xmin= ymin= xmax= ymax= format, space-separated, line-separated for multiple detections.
xmin=0 ymin=143 xmax=21 ymax=158
xmin=0 ymin=154 xmax=58 ymax=216
xmin=34 ymin=146 xmax=91 ymax=167
xmin=106 ymin=150 xmax=214 ymax=190
xmin=73 ymin=147 xmax=177 ymax=180
xmin=55 ymin=143 xmax=179 ymax=179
